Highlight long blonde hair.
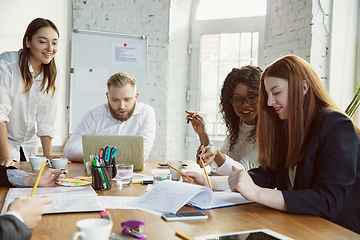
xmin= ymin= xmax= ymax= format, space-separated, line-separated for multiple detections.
xmin=257 ymin=55 xmax=359 ymax=169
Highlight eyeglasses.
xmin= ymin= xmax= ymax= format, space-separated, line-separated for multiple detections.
xmin=230 ymin=95 xmax=258 ymax=107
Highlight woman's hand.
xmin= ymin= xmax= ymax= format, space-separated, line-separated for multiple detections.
xmin=24 ymin=168 xmax=66 ymax=187
xmin=228 ymin=166 xmax=259 ymax=201
xmin=185 ymin=111 xmax=206 ymax=135
xmin=182 ymin=171 xmax=207 ymax=186
xmin=228 ymin=166 xmax=287 ymax=211
xmin=197 ymin=145 xmax=223 ymax=167
xmin=0 ymin=158 xmax=15 ymax=167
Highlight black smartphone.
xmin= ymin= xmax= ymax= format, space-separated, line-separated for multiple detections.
xmin=158 ymin=163 xmax=188 ymax=168
xmin=161 ymin=212 xmax=208 ymax=221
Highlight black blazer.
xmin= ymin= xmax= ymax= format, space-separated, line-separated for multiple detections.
xmin=0 ymin=165 xmax=17 ymax=187
xmin=249 ymin=111 xmax=360 ymax=234
xmin=0 ymin=215 xmax=32 ymax=240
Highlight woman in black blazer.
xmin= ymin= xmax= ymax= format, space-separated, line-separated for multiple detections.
xmin=228 ymin=55 xmax=360 ymax=234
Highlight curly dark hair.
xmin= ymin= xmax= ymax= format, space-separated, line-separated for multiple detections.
xmin=219 ymin=66 xmax=262 ymax=152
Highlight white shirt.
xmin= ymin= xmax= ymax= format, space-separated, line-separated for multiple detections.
xmin=63 ymin=102 xmax=156 ymax=161
xmin=0 ymin=51 xmax=60 ymax=161
xmin=211 ymin=123 xmax=259 ymax=175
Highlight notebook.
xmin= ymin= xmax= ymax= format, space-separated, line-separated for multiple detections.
xmin=82 ymin=135 xmax=144 ymax=170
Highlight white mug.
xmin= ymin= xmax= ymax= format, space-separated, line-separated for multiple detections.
xmin=169 ymin=161 xmax=182 ymax=181
xmin=29 ymin=157 xmax=51 ymax=170
xmin=52 ymin=158 xmax=68 ymax=170
xmin=72 ymin=218 xmax=113 ymax=240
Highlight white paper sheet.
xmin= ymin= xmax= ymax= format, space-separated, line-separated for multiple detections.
xmin=127 ymin=181 xmax=213 ymax=214
xmin=1 ymin=186 xmax=104 ymax=215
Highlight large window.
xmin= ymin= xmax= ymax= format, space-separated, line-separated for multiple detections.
xmin=186 ymin=0 xmax=266 ymax=158
xmin=200 ymin=32 xmax=259 ymax=140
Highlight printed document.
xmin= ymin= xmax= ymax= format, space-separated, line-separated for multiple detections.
xmin=1 ymin=186 xmax=104 ymax=214
xmin=127 ymin=181 xmax=252 ymax=214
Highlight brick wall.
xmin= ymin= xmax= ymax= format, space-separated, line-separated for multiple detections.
xmin=263 ymin=0 xmax=332 ymax=86
xmin=72 ymin=0 xmax=191 ymax=160
xmin=72 ymin=0 xmax=334 ymax=160
xmin=263 ymin=0 xmax=313 ymax=64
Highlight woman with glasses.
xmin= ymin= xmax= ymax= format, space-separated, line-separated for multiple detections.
xmin=186 ymin=66 xmax=262 ymax=176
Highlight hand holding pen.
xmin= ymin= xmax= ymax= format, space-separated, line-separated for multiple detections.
xmin=168 ymin=164 xmax=194 ymax=181
xmin=197 ymin=145 xmax=219 ymax=167
xmin=24 ymin=168 xmax=67 ymax=188
xmin=197 ymin=145 xmax=212 ymax=189
xmin=185 ymin=110 xmax=206 ymax=135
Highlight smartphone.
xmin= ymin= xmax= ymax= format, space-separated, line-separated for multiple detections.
xmin=161 ymin=212 xmax=208 ymax=221
xmin=158 ymin=163 xmax=188 ymax=168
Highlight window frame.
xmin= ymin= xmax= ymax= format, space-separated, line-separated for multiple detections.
xmin=186 ymin=9 xmax=265 ymax=159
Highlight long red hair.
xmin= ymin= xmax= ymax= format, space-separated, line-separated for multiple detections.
xmin=257 ymin=55 xmax=359 ymax=169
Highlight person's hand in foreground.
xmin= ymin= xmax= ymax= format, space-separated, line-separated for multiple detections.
xmin=7 ymin=196 xmax=53 ymax=229
xmin=0 ymin=158 xmax=15 ymax=167
xmin=24 ymin=169 xmax=66 ymax=187
xmin=228 ymin=166 xmax=259 ymax=201
xmin=228 ymin=166 xmax=287 ymax=211
xmin=182 ymin=171 xmax=208 ymax=186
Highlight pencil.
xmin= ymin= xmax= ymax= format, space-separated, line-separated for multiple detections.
xmin=175 ymin=232 xmax=192 ymax=240
xmin=30 ymin=161 xmax=46 ymax=198
xmin=168 ymin=164 xmax=193 ymax=181
xmin=200 ymin=157 xmax=212 ymax=189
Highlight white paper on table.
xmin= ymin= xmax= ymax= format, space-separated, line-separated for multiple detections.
xmin=96 ymin=196 xmax=137 ymax=209
xmin=1 ymin=186 xmax=104 ymax=215
xmin=127 ymin=181 xmax=213 ymax=214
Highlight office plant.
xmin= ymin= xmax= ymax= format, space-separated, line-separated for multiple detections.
xmin=345 ymin=84 xmax=360 ymax=117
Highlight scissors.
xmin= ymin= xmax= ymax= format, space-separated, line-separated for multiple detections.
xmin=104 ymin=146 xmax=111 ymax=166
xmin=110 ymin=147 xmax=117 ymax=178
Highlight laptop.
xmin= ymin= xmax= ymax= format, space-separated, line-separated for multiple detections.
xmin=82 ymin=135 xmax=144 ymax=171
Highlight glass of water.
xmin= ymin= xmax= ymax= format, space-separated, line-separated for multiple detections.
xmin=116 ymin=164 xmax=133 ymax=186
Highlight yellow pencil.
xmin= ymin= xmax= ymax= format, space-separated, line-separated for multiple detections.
xmin=30 ymin=161 xmax=46 ymax=198
xmin=200 ymin=157 xmax=212 ymax=189
xmin=168 ymin=164 xmax=194 ymax=181
xmin=175 ymin=231 xmax=192 ymax=240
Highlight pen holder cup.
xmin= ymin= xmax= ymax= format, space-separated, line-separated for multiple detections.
xmin=91 ymin=165 xmax=112 ymax=190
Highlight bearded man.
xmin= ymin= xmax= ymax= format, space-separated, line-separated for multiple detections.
xmin=63 ymin=72 xmax=156 ymax=162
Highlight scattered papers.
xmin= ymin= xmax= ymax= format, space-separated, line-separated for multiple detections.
xmin=97 ymin=196 xmax=137 ymax=209
xmin=127 ymin=181 xmax=253 ymax=214
xmin=127 ymin=181 xmax=213 ymax=214
xmin=188 ymin=190 xmax=253 ymax=210
xmin=1 ymin=186 xmax=104 ymax=214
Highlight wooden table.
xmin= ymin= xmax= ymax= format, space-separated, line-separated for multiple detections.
xmin=1 ymin=160 xmax=359 ymax=240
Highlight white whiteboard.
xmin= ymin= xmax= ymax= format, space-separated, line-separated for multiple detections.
xmin=69 ymin=29 xmax=148 ymax=134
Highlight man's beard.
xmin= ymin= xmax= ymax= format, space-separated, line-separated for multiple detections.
xmin=108 ymin=100 xmax=136 ymax=122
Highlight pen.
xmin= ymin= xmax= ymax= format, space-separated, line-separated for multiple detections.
xmin=168 ymin=164 xmax=194 ymax=181
xmin=132 ymin=180 xmax=153 ymax=184
xmin=175 ymin=232 xmax=192 ymax=240
xmin=30 ymin=161 xmax=46 ymax=198
xmin=200 ymin=157 xmax=212 ymax=189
